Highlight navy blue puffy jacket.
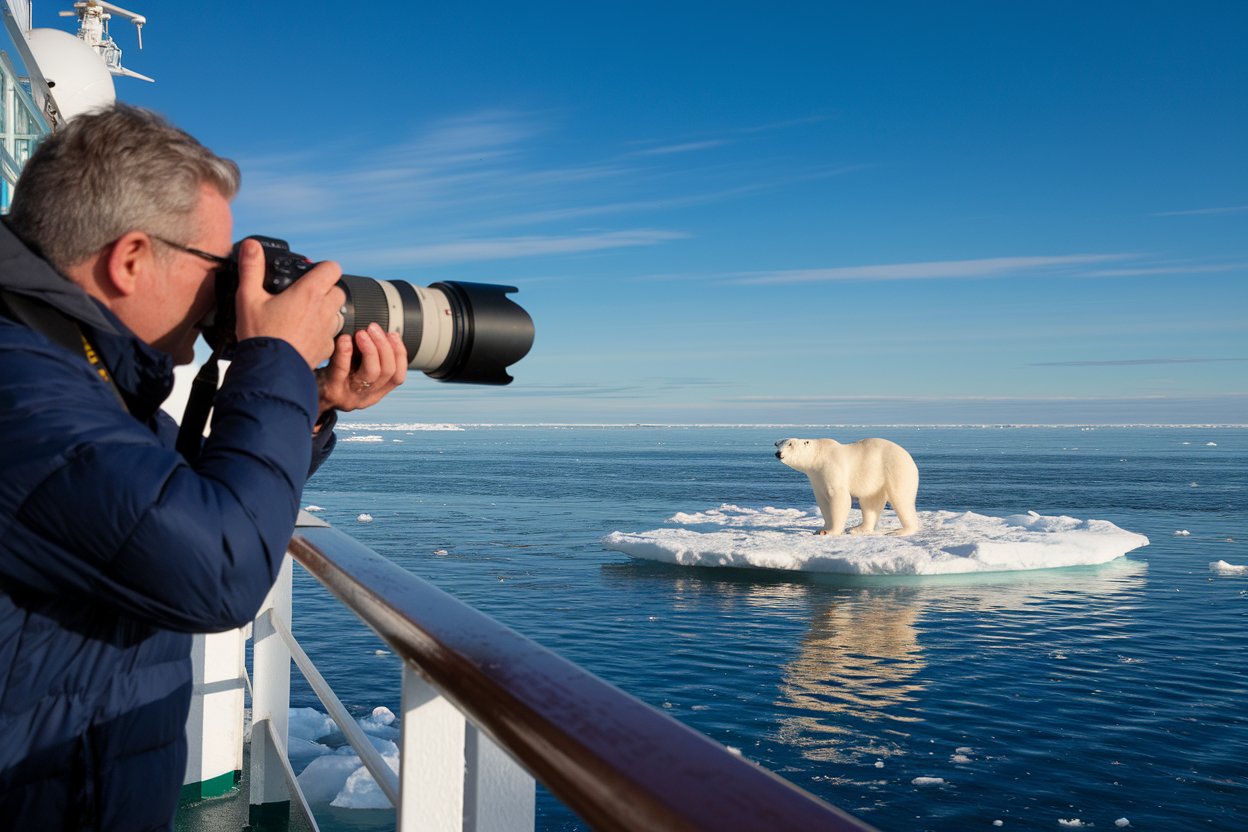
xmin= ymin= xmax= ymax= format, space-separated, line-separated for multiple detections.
xmin=0 ymin=222 xmax=330 ymax=830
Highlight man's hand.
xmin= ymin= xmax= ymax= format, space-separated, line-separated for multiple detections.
xmin=233 ymin=238 xmax=346 ymax=369
xmin=315 ymin=323 xmax=408 ymax=421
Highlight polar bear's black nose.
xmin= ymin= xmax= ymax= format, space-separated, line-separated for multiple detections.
xmin=775 ymin=451 xmax=782 ymax=459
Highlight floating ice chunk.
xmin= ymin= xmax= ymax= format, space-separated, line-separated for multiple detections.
xmin=1115 ymin=820 xmax=1130 ymax=828
xmin=289 ymin=707 xmax=336 ymax=742
xmin=912 ymin=776 xmax=945 ymax=786
xmin=433 ymin=548 xmax=449 ymax=556
xmin=373 ymin=649 xmax=390 ymax=656
xmin=1058 ymin=820 xmax=1086 ymax=828
xmin=297 ymin=753 xmax=365 ymax=804
xmin=604 ymin=505 xmax=1149 ymax=575
xmin=874 ymin=760 xmax=885 ymax=768
xmin=956 ymin=746 xmax=973 ymax=753
xmin=330 ymin=742 xmax=400 ymax=809
xmin=343 ymin=435 xmax=384 ymax=443
xmin=357 ymin=513 xmax=374 ymax=523
xmin=358 ymin=706 xmax=400 ymax=740
xmin=1210 ymin=560 xmax=1248 ymax=576
xmin=287 ymin=735 xmax=331 ymax=766
xmin=994 ymin=822 xmax=1004 ymax=828
xmin=951 ymin=754 xmax=972 ymax=763
xmin=1206 ymin=442 xmax=1217 ymax=446
xmin=1189 ymin=482 xmax=1199 ymax=488
xmin=304 ymin=504 xmax=324 ymax=512
xmin=1174 ymin=530 xmax=1191 ymax=536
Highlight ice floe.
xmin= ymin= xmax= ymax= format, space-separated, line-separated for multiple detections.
xmin=1210 ymin=560 xmax=1248 ymax=576
xmin=602 ymin=504 xmax=1148 ymax=575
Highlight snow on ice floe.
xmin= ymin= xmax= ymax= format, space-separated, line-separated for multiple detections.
xmin=1210 ymin=560 xmax=1248 ymax=576
xmin=602 ymin=504 xmax=1148 ymax=575
xmin=342 ymin=434 xmax=384 ymax=443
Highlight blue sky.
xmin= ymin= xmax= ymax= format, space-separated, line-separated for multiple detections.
xmin=34 ymin=2 xmax=1247 ymax=424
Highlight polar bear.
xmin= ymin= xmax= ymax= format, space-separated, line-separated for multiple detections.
xmin=775 ymin=437 xmax=921 ymax=536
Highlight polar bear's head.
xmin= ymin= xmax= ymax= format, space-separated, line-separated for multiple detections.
xmin=774 ymin=438 xmax=819 ymax=472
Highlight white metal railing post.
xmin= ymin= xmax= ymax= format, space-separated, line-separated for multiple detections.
xmin=398 ymin=662 xmax=466 ymax=832
xmin=250 ymin=554 xmax=293 ymax=808
xmin=464 ymin=724 xmax=536 ymax=832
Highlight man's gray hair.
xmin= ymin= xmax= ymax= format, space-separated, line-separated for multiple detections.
xmin=7 ymin=103 xmax=240 ymax=270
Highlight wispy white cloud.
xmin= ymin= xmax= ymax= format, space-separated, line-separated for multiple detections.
xmin=733 ymin=254 xmax=1139 ymax=285
xmin=1153 ymin=205 xmax=1248 ymax=217
xmin=232 ymin=107 xmax=849 ymax=267
xmin=350 ymin=229 xmax=688 ymax=267
xmin=1083 ymin=262 xmax=1248 ymax=277
xmin=627 ymin=140 xmax=732 ymax=157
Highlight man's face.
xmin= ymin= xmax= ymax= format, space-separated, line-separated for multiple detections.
xmin=143 ymin=184 xmax=233 ymax=365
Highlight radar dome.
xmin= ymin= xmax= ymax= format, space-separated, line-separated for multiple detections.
xmin=26 ymin=28 xmax=115 ymax=122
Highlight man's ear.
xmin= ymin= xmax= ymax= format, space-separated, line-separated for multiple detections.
xmin=104 ymin=231 xmax=154 ymax=296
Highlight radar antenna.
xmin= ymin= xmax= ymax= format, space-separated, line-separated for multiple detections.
xmin=58 ymin=0 xmax=153 ymax=82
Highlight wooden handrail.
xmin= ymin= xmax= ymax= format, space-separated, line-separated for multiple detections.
xmin=289 ymin=521 xmax=877 ymax=832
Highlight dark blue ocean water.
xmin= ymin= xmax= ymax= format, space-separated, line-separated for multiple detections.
xmin=291 ymin=426 xmax=1247 ymax=831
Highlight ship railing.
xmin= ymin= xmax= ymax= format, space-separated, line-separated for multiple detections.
xmin=244 ymin=511 xmax=877 ymax=831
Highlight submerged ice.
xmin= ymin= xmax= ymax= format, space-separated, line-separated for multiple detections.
xmin=602 ymin=504 xmax=1149 ymax=575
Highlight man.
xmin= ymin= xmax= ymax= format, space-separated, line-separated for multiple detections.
xmin=0 ymin=104 xmax=406 ymax=829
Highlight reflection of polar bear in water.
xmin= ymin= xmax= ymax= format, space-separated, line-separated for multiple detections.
xmin=775 ymin=437 xmax=921 ymax=536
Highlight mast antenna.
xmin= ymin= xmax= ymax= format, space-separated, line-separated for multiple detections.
xmin=58 ymin=0 xmax=153 ymax=82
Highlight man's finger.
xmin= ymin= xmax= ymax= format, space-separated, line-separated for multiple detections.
xmin=235 ymin=239 xmax=267 ymax=302
xmin=354 ymin=325 xmax=381 ymax=382
xmin=298 ymin=260 xmax=344 ymax=295
xmin=388 ymin=331 xmax=408 ymax=385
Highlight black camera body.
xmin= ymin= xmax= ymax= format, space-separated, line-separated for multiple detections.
xmin=205 ymin=236 xmax=534 ymax=385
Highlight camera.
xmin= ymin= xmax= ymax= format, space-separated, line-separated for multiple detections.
xmin=205 ymin=236 xmax=534 ymax=385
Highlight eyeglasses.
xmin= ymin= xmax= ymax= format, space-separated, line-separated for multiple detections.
xmin=151 ymin=235 xmax=232 ymax=268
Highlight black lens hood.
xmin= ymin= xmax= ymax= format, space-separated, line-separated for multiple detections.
xmin=427 ymin=281 xmax=534 ymax=385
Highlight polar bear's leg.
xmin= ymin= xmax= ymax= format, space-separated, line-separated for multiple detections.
xmin=851 ymin=492 xmax=886 ymax=535
xmin=886 ymin=484 xmax=921 ymax=536
xmin=808 ymin=476 xmax=835 ymax=535
xmin=816 ymin=490 xmax=850 ymax=536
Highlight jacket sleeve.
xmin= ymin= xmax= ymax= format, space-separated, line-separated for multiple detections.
xmin=4 ymin=336 xmax=318 ymax=633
